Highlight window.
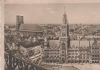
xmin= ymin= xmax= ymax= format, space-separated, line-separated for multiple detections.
xmin=62 ymin=43 xmax=66 ymax=49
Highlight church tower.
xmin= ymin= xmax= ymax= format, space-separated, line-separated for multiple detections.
xmin=60 ymin=10 xmax=70 ymax=63
xmin=16 ymin=15 xmax=24 ymax=31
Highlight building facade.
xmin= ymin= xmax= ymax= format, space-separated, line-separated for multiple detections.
xmin=68 ymin=47 xmax=80 ymax=63
xmin=67 ymin=40 xmax=92 ymax=63
xmin=90 ymin=40 xmax=100 ymax=63
xmin=43 ymin=40 xmax=60 ymax=63
xmin=79 ymin=47 xmax=90 ymax=63
xmin=43 ymin=13 xmax=100 ymax=64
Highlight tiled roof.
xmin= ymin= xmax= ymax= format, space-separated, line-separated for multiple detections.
xmin=49 ymin=40 xmax=60 ymax=49
xmin=19 ymin=24 xmax=43 ymax=32
xmin=48 ymin=40 xmax=94 ymax=49
xmin=70 ymin=40 xmax=94 ymax=47
xmin=18 ymin=41 xmax=41 ymax=48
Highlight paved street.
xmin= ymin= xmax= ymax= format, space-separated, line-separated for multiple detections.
xmin=41 ymin=63 xmax=100 ymax=70
xmin=62 ymin=64 xmax=100 ymax=70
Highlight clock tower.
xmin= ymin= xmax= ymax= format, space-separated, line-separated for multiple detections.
xmin=60 ymin=12 xmax=70 ymax=63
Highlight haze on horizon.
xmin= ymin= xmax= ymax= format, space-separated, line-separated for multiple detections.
xmin=5 ymin=3 xmax=100 ymax=24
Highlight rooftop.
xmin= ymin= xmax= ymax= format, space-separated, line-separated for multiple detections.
xmin=18 ymin=41 xmax=41 ymax=48
xmin=70 ymin=40 xmax=94 ymax=47
xmin=19 ymin=24 xmax=43 ymax=32
xmin=49 ymin=40 xmax=60 ymax=49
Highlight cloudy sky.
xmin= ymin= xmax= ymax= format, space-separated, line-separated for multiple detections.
xmin=5 ymin=3 xmax=100 ymax=24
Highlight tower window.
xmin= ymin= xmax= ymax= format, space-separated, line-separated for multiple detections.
xmin=62 ymin=43 xmax=66 ymax=49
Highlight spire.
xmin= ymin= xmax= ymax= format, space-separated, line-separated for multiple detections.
xmin=63 ymin=7 xmax=69 ymax=37
xmin=63 ymin=7 xmax=68 ymax=24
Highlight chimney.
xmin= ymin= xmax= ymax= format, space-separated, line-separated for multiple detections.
xmin=16 ymin=15 xmax=24 ymax=30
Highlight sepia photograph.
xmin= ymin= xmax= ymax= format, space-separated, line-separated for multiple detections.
xmin=4 ymin=1 xmax=100 ymax=70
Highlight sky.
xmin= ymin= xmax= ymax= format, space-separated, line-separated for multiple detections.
xmin=5 ymin=0 xmax=100 ymax=4
xmin=5 ymin=3 xmax=100 ymax=24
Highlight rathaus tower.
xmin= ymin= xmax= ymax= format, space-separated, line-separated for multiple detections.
xmin=60 ymin=11 xmax=70 ymax=63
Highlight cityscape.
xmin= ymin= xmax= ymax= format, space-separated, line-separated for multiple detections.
xmin=4 ymin=3 xmax=100 ymax=70
xmin=4 ymin=13 xmax=100 ymax=70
